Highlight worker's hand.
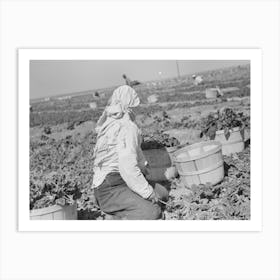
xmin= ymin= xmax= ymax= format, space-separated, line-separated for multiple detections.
xmin=164 ymin=166 xmax=178 ymax=181
xmin=147 ymin=190 xmax=159 ymax=204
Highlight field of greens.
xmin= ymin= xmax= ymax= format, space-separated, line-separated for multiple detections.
xmin=30 ymin=64 xmax=250 ymax=220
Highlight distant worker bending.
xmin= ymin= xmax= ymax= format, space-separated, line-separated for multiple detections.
xmin=122 ymin=74 xmax=132 ymax=86
xmin=192 ymin=74 xmax=203 ymax=86
xmin=122 ymin=74 xmax=141 ymax=87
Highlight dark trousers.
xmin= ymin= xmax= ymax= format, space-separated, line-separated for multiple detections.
xmin=94 ymin=173 xmax=169 ymax=220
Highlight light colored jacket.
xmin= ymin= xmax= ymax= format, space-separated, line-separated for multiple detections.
xmin=92 ymin=114 xmax=153 ymax=199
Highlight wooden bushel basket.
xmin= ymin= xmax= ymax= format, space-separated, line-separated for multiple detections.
xmin=173 ymin=141 xmax=224 ymax=187
xmin=30 ymin=203 xmax=78 ymax=220
xmin=166 ymin=144 xmax=189 ymax=165
xmin=205 ymin=88 xmax=218 ymax=99
xmin=215 ymin=127 xmax=245 ymax=156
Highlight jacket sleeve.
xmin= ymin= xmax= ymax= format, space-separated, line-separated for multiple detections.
xmin=117 ymin=124 xmax=153 ymax=199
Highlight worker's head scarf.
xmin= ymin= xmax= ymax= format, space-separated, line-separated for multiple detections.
xmin=95 ymin=85 xmax=140 ymax=135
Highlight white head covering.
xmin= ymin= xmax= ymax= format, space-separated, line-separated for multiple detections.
xmin=95 ymin=85 xmax=140 ymax=134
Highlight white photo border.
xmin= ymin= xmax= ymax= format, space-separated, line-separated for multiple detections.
xmin=19 ymin=48 xmax=262 ymax=232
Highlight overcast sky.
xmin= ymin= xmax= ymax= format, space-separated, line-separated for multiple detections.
xmin=30 ymin=60 xmax=249 ymax=99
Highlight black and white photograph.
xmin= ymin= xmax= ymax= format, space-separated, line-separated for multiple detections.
xmin=25 ymin=51 xmax=256 ymax=225
xmin=2 ymin=1 xmax=280 ymax=280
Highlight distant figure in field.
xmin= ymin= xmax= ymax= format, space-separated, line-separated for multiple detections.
xmin=95 ymin=91 xmax=100 ymax=97
xmin=192 ymin=74 xmax=203 ymax=86
xmin=216 ymin=86 xmax=224 ymax=97
xmin=122 ymin=74 xmax=141 ymax=87
xmin=122 ymin=74 xmax=132 ymax=86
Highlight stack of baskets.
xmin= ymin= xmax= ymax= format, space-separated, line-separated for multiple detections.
xmin=169 ymin=125 xmax=246 ymax=187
